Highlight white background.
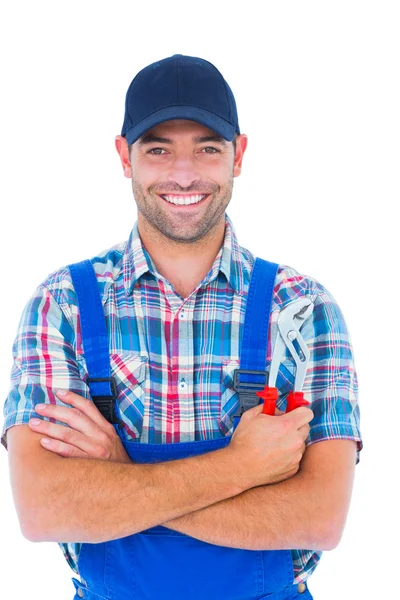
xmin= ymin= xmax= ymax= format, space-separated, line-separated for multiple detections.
xmin=0 ymin=1 xmax=398 ymax=598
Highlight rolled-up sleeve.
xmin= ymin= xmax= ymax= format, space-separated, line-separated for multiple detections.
xmin=1 ymin=283 xmax=90 ymax=451
xmin=299 ymin=282 xmax=362 ymax=463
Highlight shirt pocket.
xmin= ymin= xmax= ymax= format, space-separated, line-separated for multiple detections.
xmin=110 ymin=352 xmax=148 ymax=439
xmin=77 ymin=352 xmax=148 ymax=439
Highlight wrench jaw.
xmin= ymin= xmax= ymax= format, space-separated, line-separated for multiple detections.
xmin=277 ymin=299 xmax=314 ymax=393
xmin=280 ymin=330 xmax=311 ymax=392
xmin=294 ymin=342 xmax=310 ymax=392
xmin=282 ymin=298 xmax=314 ymax=322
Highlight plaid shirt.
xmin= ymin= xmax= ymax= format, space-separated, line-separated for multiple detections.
xmin=1 ymin=213 xmax=362 ymax=585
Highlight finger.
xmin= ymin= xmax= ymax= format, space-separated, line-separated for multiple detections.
xmin=39 ymin=436 xmax=90 ymax=458
xmin=298 ymin=424 xmax=310 ymax=438
xmin=242 ymin=403 xmax=264 ymax=417
xmin=55 ymin=390 xmax=114 ymax=430
xmin=35 ymin=390 xmax=114 ymax=436
xmin=35 ymin=399 xmax=100 ymax=440
xmin=30 ymin=417 xmax=109 ymax=458
xmin=29 ymin=419 xmax=110 ymax=460
xmin=284 ymin=406 xmax=314 ymax=426
xmin=253 ymin=403 xmax=283 ymax=417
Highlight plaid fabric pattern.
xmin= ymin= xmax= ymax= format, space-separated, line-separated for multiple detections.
xmin=1 ymin=213 xmax=362 ymax=585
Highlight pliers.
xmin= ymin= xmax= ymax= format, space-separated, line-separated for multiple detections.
xmin=256 ymin=298 xmax=314 ymax=415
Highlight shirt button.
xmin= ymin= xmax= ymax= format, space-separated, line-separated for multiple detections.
xmin=179 ymin=379 xmax=188 ymax=390
xmin=297 ymin=583 xmax=307 ymax=594
xmin=179 ymin=310 xmax=185 ymax=319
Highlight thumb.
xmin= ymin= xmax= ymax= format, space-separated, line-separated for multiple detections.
xmin=244 ymin=403 xmax=265 ymax=417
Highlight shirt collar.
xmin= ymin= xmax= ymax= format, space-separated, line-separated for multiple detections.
xmin=123 ymin=213 xmax=248 ymax=297
xmin=215 ymin=213 xmax=248 ymax=295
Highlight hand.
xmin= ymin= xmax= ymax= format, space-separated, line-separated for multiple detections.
xmin=228 ymin=402 xmax=313 ymax=490
xmin=29 ymin=390 xmax=132 ymax=464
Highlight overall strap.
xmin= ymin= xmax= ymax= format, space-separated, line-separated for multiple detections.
xmin=233 ymin=257 xmax=279 ymax=429
xmin=68 ymin=260 xmax=123 ymax=427
xmin=68 ymin=256 xmax=278 ymax=430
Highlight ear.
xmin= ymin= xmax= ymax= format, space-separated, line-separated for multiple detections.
xmin=233 ymin=134 xmax=248 ymax=177
xmin=115 ymin=135 xmax=132 ymax=178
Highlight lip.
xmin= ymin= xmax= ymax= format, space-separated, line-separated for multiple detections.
xmin=157 ymin=194 xmax=211 ymax=208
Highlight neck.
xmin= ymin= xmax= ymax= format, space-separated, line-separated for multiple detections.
xmin=137 ymin=216 xmax=226 ymax=297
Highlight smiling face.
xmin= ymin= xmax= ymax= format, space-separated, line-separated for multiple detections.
xmin=115 ymin=119 xmax=247 ymax=245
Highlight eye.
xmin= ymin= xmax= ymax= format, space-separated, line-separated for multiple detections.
xmin=147 ymin=148 xmax=166 ymax=155
xmin=201 ymin=147 xmax=220 ymax=154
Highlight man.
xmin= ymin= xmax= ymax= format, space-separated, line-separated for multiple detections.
xmin=2 ymin=54 xmax=362 ymax=599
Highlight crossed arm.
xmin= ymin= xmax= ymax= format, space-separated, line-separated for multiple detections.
xmin=10 ymin=273 xmax=360 ymax=551
xmin=159 ymin=438 xmax=357 ymax=551
xmin=16 ymin=386 xmax=358 ymax=548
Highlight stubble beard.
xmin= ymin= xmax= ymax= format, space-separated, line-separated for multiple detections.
xmin=131 ymin=177 xmax=234 ymax=245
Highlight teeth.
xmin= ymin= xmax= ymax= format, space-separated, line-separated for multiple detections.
xmin=162 ymin=194 xmax=207 ymax=205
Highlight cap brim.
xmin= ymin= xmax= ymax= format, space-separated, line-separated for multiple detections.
xmin=122 ymin=106 xmax=237 ymax=145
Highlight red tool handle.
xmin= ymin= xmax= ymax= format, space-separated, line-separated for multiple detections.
xmin=256 ymin=387 xmax=310 ymax=415
xmin=285 ymin=391 xmax=310 ymax=412
xmin=256 ymin=386 xmax=278 ymax=415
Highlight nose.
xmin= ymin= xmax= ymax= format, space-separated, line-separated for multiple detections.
xmin=166 ymin=155 xmax=201 ymax=189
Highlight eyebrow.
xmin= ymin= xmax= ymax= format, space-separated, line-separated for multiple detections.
xmin=138 ymin=134 xmax=228 ymax=146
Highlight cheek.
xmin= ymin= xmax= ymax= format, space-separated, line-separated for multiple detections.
xmin=197 ymin=159 xmax=232 ymax=181
xmin=131 ymin=159 xmax=161 ymax=188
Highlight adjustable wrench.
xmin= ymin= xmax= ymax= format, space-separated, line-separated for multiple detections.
xmin=256 ymin=298 xmax=314 ymax=414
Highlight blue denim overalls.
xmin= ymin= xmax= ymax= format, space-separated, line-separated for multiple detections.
xmin=68 ymin=257 xmax=313 ymax=600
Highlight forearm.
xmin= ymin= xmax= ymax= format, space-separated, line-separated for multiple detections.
xmin=27 ymin=447 xmax=242 ymax=544
xmin=161 ymin=473 xmax=325 ymax=550
xmin=161 ymin=440 xmax=356 ymax=552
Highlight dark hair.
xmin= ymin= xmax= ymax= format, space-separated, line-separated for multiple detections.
xmin=127 ymin=132 xmax=238 ymax=156
xmin=232 ymin=132 xmax=238 ymax=154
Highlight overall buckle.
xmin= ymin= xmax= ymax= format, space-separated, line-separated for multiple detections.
xmin=232 ymin=369 xmax=268 ymax=417
xmin=86 ymin=377 xmax=123 ymax=427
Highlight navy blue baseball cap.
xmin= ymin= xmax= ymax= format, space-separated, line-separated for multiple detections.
xmin=121 ymin=54 xmax=240 ymax=145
